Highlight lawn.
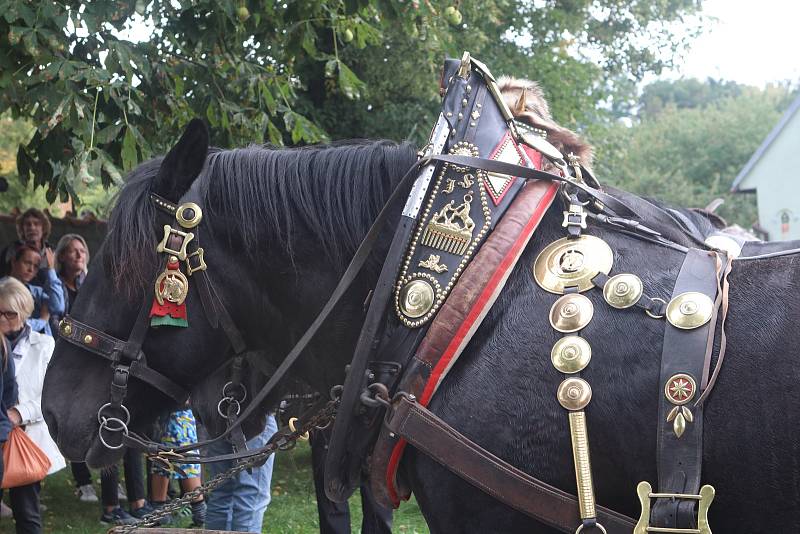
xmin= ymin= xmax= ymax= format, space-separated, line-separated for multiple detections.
xmin=3 ymin=442 xmax=430 ymax=534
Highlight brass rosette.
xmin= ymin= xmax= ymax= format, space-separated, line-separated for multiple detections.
xmin=603 ymin=273 xmax=644 ymax=309
xmin=533 ymin=236 xmax=613 ymax=294
xmin=398 ymin=278 xmax=436 ymax=319
xmin=551 ymin=336 xmax=592 ymax=374
xmin=549 ymin=293 xmax=594 ymax=333
xmin=665 ymin=292 xmax=714 ymax=330
xmin=557 ymin=377 xmax=593 ymax=411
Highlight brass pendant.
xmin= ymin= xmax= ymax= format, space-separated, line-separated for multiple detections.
xmin=533 ymin=236 xmax=613 ymax=294
xmin=549 ymin=294 xmax=594 ymax=333
xmin=155 ymin=256 xmax=189 ymax=306
xmin=557 ymin=377 xmax=592 ymax=411
xmin=551 ymin=336 xmax=592 ymax=374
xmin=421 ymin=193 xmax=476 ymax=256
xmin=602 ymin=273 xmax=643 ymax=309
xmin=666 ymin=292 xmax=714 ymax=330
xmin=398 ymin=278 xmax=436 ymax=319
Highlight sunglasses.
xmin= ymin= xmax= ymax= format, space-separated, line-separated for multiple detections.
xmin=0 ymin=311 xmax=19 ymax=320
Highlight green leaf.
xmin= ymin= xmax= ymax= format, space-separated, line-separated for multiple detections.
xmin=95 ymin=123 xmax=124 ymax=145
xmin=336 ymin=61 xmax=366 ymax=100
xmin=266 ymin=119 xmax=283 ymax=146
xmin=121 ymin=127 xmax=137 ymax=171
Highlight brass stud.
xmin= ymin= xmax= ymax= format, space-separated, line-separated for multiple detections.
xmin=59 ymin=321 xmax=72 ymax=336
xmin=666 ymin=292 xmax=714 ymax=329
xmin=176 ymin=202 xmax=203 ymax=229
xmin=603 ymin=273 xmax=644 ymax=309
xmin=549 ymin=294 xmax=594 ymax=333
xmin=557 ymin=378 xmax=592 ymax=411
xmin=551 ymin=336 xmax=592 ymax=374
xmin=83 ymin=334 xmax=93 ymax=345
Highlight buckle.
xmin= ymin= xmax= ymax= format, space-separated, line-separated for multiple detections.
xmin=186 ymin=247 xmax=207 ymax=275
xmin=562 ymin=204 xmax=588 ymax=229
xmin=156 ymin=225 xmax=194 ymax=261
xmin=634 ymin=481 xmax=715 ymax=534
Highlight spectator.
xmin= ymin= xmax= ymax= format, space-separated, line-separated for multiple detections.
xmin=202 ymin=414 xmax=278 ymax=532
xmin=150 ymin=408 xmax=206 ymax=527
xmin=1 ymin=209 xmax=53 ymax=285
xmin=0 ymin=277 xmax=66 ymax=534
xmin=9 ymin=245 xmax=64 ymax=336
xmin=0 ymin=335 xmax=18 ymax=504
xmin=50 ymin=234 xmax=96 ymax=502
xmin=99 ymin=450 xmax=153 ymax=526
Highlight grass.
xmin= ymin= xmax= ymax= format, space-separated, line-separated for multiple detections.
xmin=4 ymin=441 xmax=429 ymax=534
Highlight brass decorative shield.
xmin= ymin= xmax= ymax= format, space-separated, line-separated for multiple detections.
xmin=533 ymin=236 xmax=613 ymax=294
xmin=557 ymin=377 xmax=592 ymax=411
xmin=666 ymin=292 xmax=714 ymax=330
xmin=603 ymin=273 xmax=643 ymax=309
xmin=551 ymin=336 xmax=592 ymax=374
xmin=398 ymin=279 xmax=436 ymax=319
xmin=549 ymin=294 xmax=594 ymax=333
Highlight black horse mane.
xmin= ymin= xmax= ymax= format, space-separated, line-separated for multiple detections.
xmin=105 ymin=140 xmax=417 ymax=296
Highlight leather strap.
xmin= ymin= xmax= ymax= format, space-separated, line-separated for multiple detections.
xmin=651 ymin=248 xmax=720 ymax=529
xmin=384 ymin=394 xmax=637 ymax=534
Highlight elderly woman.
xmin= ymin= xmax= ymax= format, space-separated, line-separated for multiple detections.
xmin=8 ymin=245 xmax=65 ymax=336
xmin=0 ymin=277 xmax=65 ymax=534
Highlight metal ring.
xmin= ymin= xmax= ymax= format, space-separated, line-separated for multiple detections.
xmin=97 ymin=403 xmax=130 ymax=425
xmin=221 ymin=381 xmax=247 ymax=403
xmin=98 ymin=417 xmax=129 ymax=450
xmin=575 ymin=523 xmax=607 ymax=534
xmin=288 ymin=417 xmax=309 ymax=441
xmin=217 ymin=397 xmax=241 ymax=419
xmin=646 ymin=297 xmax=667 ymax=319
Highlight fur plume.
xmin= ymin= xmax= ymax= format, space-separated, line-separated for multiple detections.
xmin=497 ymin=76 xmax=594 ymax=169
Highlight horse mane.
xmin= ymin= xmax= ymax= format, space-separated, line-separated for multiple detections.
xmin=105 ymin=140 xmax=417 ymax=297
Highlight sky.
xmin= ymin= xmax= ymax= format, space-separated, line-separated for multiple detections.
xmin=664 ymin=0 xmax=800 ymax=86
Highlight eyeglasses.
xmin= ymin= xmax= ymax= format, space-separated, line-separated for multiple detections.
xmin=0 ymin=311 xmax=19 ymax=320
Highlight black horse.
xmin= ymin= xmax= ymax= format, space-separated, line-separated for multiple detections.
xmin=42 ymin=117 xmax=800 ymax=532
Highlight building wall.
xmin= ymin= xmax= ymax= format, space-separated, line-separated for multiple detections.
xmin=738 ymin=109 xmax=800 ymax=241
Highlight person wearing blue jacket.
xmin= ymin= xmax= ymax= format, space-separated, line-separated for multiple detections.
xmin=8 ymin=245 xmax=64 ymax=337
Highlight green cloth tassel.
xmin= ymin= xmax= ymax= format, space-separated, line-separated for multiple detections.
xmin=150 ymin=315 xmax=188 ymax=328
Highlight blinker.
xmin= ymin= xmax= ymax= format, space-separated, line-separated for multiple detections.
xmin=666 ymin=292 xmax=714 ymax=330
xmin=549 ymin=294 xmax=594 ymax=333
xmin=603 ymin=273 xmax=643 ymax=309
xmin=533 ymin=236 xmax=613 ymax=294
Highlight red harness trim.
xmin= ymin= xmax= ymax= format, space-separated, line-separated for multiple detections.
xmin=386 ymin=179 xmax=558 ymax=505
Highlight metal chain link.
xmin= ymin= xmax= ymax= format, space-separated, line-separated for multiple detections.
xmin=109 ymin=399 xmax=338 ymax=533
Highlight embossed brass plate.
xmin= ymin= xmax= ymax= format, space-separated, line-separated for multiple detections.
xmin=398 ymin=279 xmax=435 ymax=319
xmin=533 ymin=236 xmax=613 ymax=294
xmin=602 ymin=273 xmax=643 ymax=309
xmin=549 ymin=294 xmax=594 ymax=333
xmin=666 ymin=292 xmax=714 ymax=329
xmin=551 ymin=336 xmax=592 ymax=374
xmin=557 ymin=377 xmax=592 ymax=411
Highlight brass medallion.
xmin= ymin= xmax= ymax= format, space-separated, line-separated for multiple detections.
xmin=557 ymin=377 xmax=592 ymax=411
xmin=421 ymin=193 xmax=475 ymax=255
xmin=533 ymin=236 xmax=613 ymax=294
xmin=664 ymin=373 xmax=696 ymax=406
xmin=551 ymin=336 xmax=592 ymax=374
xmin=398 ymin=278 xmax=436 ymax=319
xmin=155 ymin=257 xmax=189 ymax=306
xmin=549 ymin=294 xmax=594 ymax=333
xmin=666 ymin=292 xmax=714 ymax=329
xmin=602 ymin=273 xmax=643 ymax=309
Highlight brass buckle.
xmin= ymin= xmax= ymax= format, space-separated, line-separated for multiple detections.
xmin=634 ymin=481 xmax=715 ymax=534
xmin=562 ymin=204 xmax=588 ymax=229
xmin=156 ymin=225 xmax=194 ymax=261
xmin=186 ymin=247 xmax=207 ymax=275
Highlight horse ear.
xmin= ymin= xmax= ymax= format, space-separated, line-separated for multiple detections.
xmin=153 ymin=118 xmax=209 ymax=201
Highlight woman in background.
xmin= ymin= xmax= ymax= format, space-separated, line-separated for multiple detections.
xmin=0 ymin=277 xmax=65 ymax=534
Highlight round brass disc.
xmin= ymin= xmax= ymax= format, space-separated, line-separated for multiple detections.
xmin=551 ymin=336 xmax=592 ymax=374
xmin=398 ymin=279 xmax=435 ymax=319
xmin=603 ymin=273 xmax=644 ymax=309
xmin=176 ymin=202 xmax=203 ymax=229
xmin=533 ymin=236 xmax=614 ymax=294
xmin=557 ymin=378 xmax=592 ymax=411
xmin=549 ymin=293 xmax=594 ymax=333
xmin=666 ymin=292 xmax=714 ymax=330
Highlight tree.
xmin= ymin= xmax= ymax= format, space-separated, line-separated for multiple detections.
xmin=589 ymin=81 xmax=796 ymax=228
xmin=0 ymin=0 xmax=704 ymax=204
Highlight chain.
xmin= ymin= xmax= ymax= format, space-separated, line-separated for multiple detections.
xmin=109 ymin=399 xmax=338 ymax=533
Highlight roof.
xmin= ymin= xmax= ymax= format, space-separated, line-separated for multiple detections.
xmin=731 ymin=92 xmax=800 ymax=192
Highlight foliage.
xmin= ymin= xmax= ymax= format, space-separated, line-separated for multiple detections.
xmin=0 ymin=0 xmax=704 ymax=204
xmin=589 ymin=81 xmax=796 ymax=228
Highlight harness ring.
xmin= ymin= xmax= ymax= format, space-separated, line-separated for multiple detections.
xmin=217 ymin=397 xmax=241 ymax=419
